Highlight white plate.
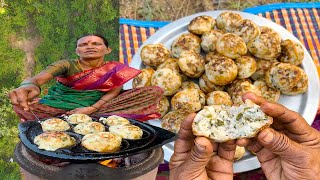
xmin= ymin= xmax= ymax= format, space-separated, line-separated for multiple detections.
xmin=123 ymin=10 xmax=320 ymax=173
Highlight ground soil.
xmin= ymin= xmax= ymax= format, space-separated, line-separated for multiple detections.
xmin=119 ymin=0 xmax=289 ymax=21
xmin=10 ymin=34 xmax=41 ymax=79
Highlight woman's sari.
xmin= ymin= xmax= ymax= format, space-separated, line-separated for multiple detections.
xmin=13 ymin=61 xmax=163 ymax=122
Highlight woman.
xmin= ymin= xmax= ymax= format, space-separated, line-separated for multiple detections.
xmin=9 ymin=34 xmax=163 ymax=121
xmin=9 ymin=34 xmax=164 ymax=180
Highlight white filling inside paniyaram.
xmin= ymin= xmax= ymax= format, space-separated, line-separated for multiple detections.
xmin=192 ymin=100 xmax=272 ymax=142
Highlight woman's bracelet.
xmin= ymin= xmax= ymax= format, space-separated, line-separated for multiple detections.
xmin=90 ymin=105 xmax=99 ymax=110
xmin=20 ymin=82 xmax=41 ymax=92
xmin=99 ymin=98 xmax=108 ymax=102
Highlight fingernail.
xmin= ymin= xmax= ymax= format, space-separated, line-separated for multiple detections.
xmin=260 ymin=130 xmax=274 ymax=143
xmin=195 ymin=139 xmax=206 ymax=152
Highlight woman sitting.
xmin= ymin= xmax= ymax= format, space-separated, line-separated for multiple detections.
xmin=8 ymin=34 xmax=163 ymax=122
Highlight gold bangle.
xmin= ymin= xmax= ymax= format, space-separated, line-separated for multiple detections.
xmin=90 ymin=106 xmax=99 ymax=110
xmin=99 ymin=99 xmax=107 ymax=102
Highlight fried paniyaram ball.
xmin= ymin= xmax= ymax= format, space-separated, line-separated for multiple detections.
xmin=34 ymin=131 xmax=76 ymax=151
xmin=82 ymin=132 xmax=122 ymax=153
xmin=41 ymin=118 xmax=70 ymax=132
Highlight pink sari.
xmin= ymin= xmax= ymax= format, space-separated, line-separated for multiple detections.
xmin=57 ymin=61 xmax=140 ymax=91
xmin=13 ymin=61 xmax=163 ymax=122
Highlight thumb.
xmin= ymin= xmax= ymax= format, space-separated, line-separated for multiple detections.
xmin=185 ymin=137 xmax=213 ymax=173
xmin=27 ymin=89 xmax=40 ymax=101
xmin=257 ymin=128 xmax=300 ymax=156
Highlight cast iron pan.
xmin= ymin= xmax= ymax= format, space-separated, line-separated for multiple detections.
xmin=18 ymin=116 xmax=177 ymax=162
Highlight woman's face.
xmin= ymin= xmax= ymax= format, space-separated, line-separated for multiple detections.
xmin=76 ymin=36 xmax=110 ymax=60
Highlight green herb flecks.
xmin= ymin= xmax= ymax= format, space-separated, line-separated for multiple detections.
xmin=217 ymin=120 xmax=224 ymax=126
xmin=236 ymin=113 xmax=243 ymax=121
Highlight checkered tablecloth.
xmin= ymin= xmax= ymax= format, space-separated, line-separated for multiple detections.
xmin=119 ymin=2 xmax=320 ymax=179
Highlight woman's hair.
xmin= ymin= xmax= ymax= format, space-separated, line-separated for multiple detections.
xmin=77 ymin=34 xmax=109 ymax=47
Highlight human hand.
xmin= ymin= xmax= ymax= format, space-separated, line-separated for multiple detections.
xmin=66 ymin=107 xmax=97 ymax=115
xmin=237 ymin=92 xmax=320 ymax=179
xmin=8 ymin=84 xmax=40 ymax=111
xmin=169 ymin=113 xmax=236 ymax=180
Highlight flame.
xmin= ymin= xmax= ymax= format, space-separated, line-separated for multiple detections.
xmin=99 ymin=159 xmax=118 ymax=168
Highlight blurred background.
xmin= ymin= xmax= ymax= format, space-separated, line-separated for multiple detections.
xmin=120 ymin=0 xmax=317 ymax=21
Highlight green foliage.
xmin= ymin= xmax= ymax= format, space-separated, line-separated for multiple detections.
xmin=34 ymin=0 xmax=119 ymax=72
xmin=0 ymin=127 xmax=19 ymax=159
xmin=0 ymin=42 xmax=25 ymax=87
xmin=0 ymin=0 xmax=119 ymax=88
xmin=0 ymin=1 xmax=27 ymax=87
xmin=0 ymin=159 xmax=21 ymax=180
xmin=0 ymin=87 xmax=20 ymax=180
xmin=0 ymin=87 xmax=20 ymax=135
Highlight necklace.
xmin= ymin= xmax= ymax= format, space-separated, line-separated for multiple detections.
xmin=77 ymin=59 xmax=104 ymax=71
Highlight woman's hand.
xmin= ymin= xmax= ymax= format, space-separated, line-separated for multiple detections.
xmin=169 ymin=113 xmax=236 ymax=180
xmin=237 ymin=93 xmax=320 ymax=179
xmin=8 ymin=84 xmax=41 ymax=111
xmin=8 ymin=73 xmax=53 ymax=111
xmin=66 ymin=107 xmax=97 ymax=115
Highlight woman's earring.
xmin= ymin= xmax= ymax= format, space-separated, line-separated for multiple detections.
xmin=106 ymin=48 xmax=112 ymax=54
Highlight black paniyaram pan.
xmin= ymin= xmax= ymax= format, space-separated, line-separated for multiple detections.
xmin=18 ymin=116 xmax=177 ymax=162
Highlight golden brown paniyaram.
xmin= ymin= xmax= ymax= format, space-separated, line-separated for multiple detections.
xmin=108 ymin=124 xmax=143 ymax=140
xmin=41 ymin=118 xmax=70 ymax=132
xmin=67 ymin=114 xmax=92 ymax=124
xmin=73 ymin=122 xmax=105 ymax=135
xmin=81 ymin=132 xmax=122 ymax=153
xmin=99 ymin=115 xmax=130 ymax=126
xmin=34 ymin=131 xmax=76 ymax=151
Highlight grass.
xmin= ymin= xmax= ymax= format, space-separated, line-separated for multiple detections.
xmin=0 ymin=87 xmax=21 ymax=180
xmin=120 ymin=0 xmax=319 ymax=21
xmin=0 ymin=160 xmax=21 ymax=180
xmin=0 ymin=129 xmax=21 ymax=180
